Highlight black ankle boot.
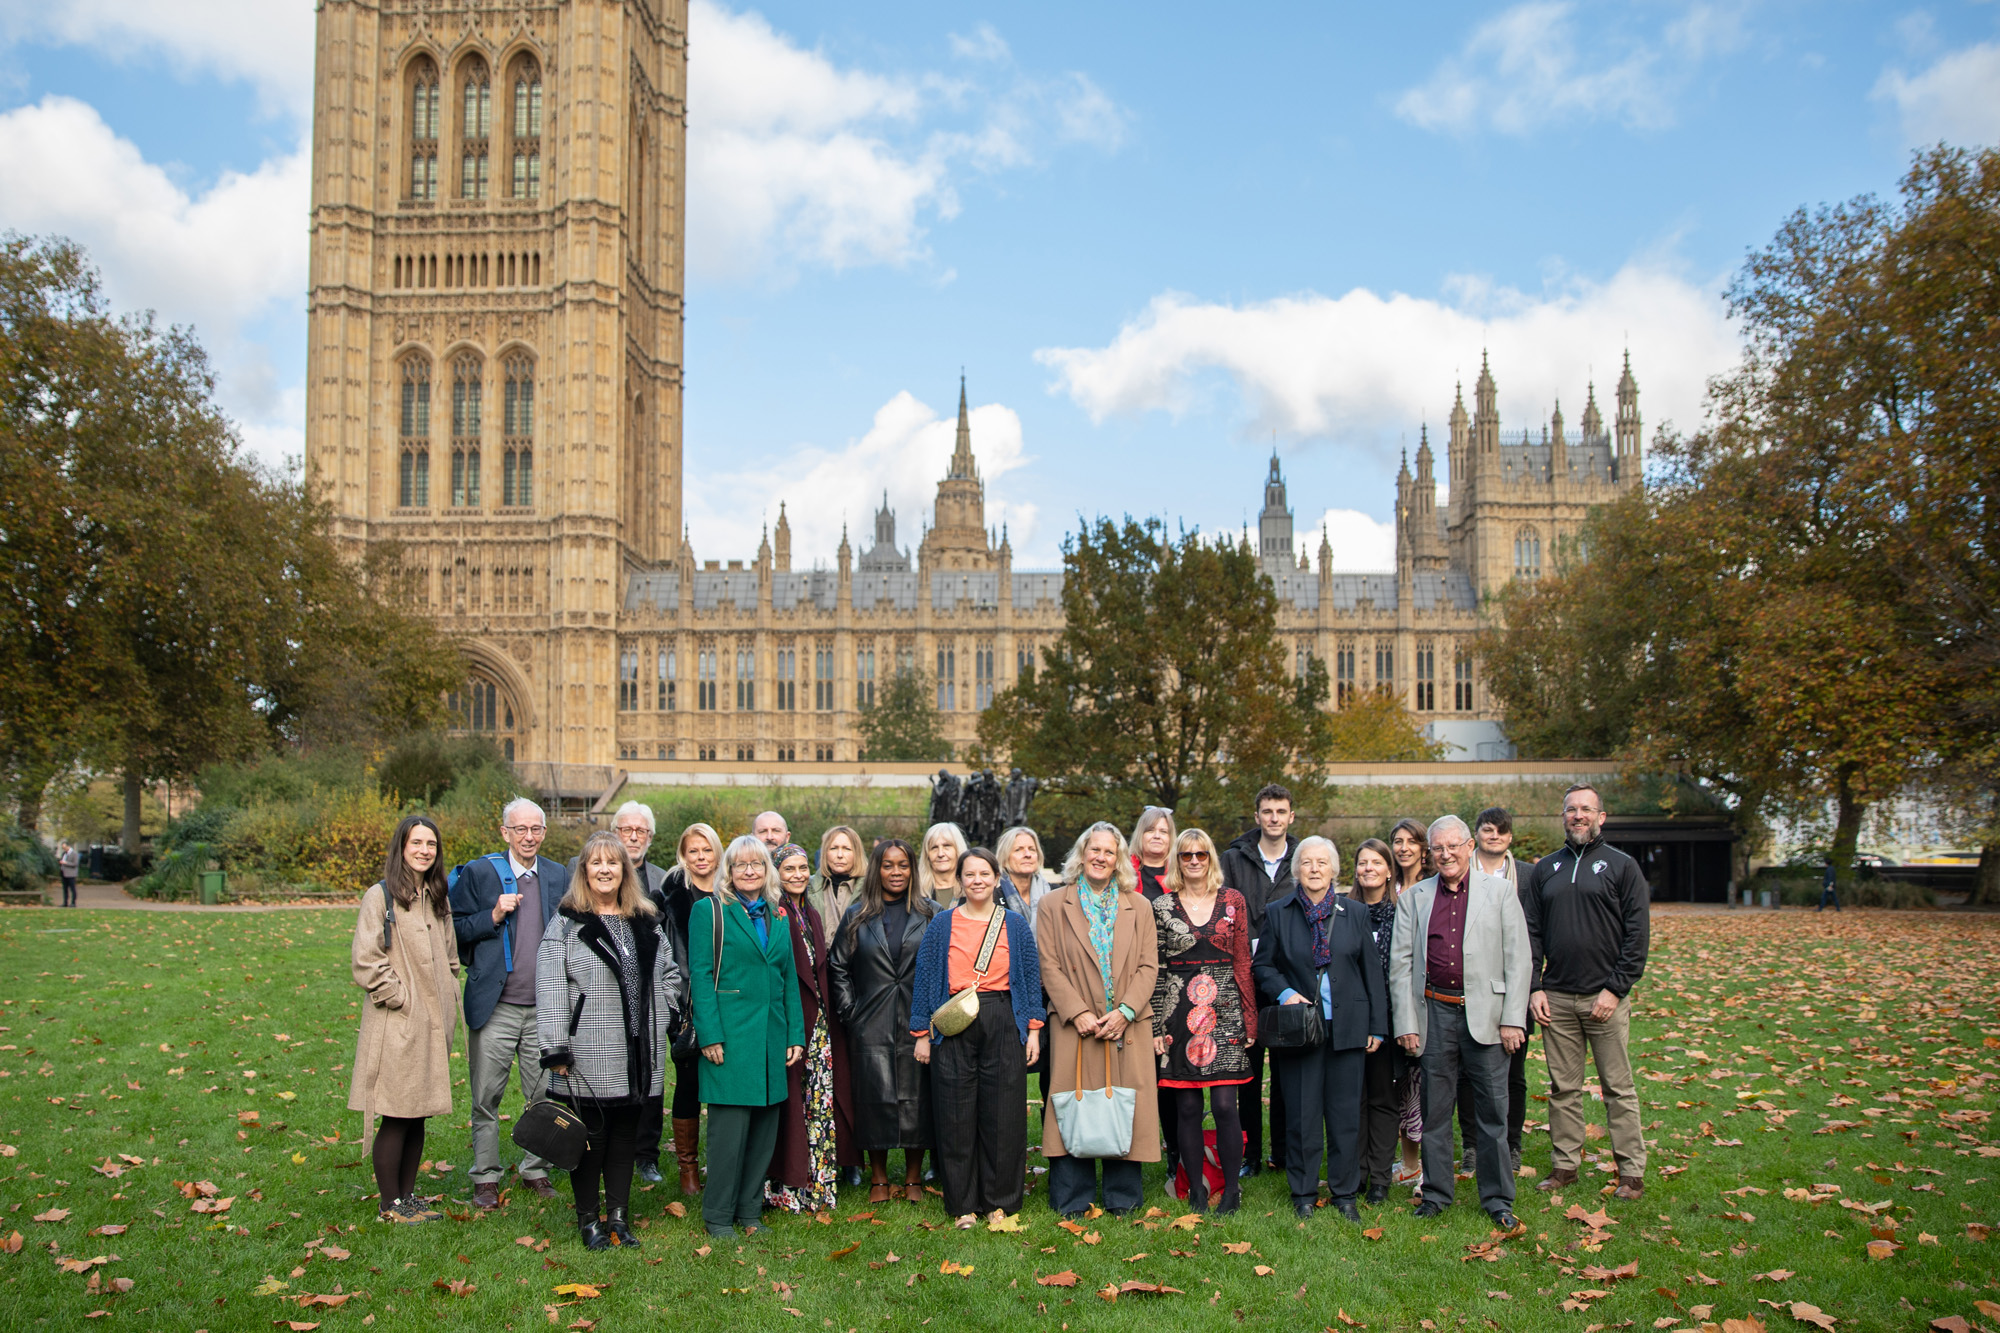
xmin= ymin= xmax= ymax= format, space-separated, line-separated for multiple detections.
xmin=1212 ymin=1183 xmax=1240 ymax=1215
xmin=577 ymin=1215 xmax=611 ymax=1250
xmin=606 ymin=1205 xmax=641 ymax=1248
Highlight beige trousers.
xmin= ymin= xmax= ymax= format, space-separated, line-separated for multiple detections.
xmin=1541 ymin=989 xmax=1645 ymax=1176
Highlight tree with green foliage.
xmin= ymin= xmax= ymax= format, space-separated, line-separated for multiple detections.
xmin=0 ymin=234 xmax=462 ymax=846
xmin=855 ymin=666 xmax=952 ymax=763
xmin=976 ymin=517 xmax=1332 ymax=835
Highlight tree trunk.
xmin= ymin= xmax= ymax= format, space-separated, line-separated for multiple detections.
xmin=1977 ymin=842 xmax=2000 ymax=906
xmin=121 ymin=772 xmax=143 ymax=855
xmin=13 ymin=760 xmax=55 ymax=833
xmin=1830 ymin=765 xmax=1864 ymax=892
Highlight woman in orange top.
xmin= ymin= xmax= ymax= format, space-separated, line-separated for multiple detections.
xmin=910 ymin=849 xmax=1045 ymax=1225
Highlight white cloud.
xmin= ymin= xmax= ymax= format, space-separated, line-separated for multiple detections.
xmin=0 ymin=0 xmax=313 ymax=118
xmin=1394 ymin=1 xmax=1737 ymax=135
xmin=1033 ymin=258 xmax=1738 ymax=467
xmin=1874 ymin=42 xmax=2000 ymax=150
xmin=685 ymin=390 xmax=1037 ymax=567
xmin=688 ymin=0 xmax=1128 ymax=279
xmin=0 ymin=95 xmax=308 ymax=461
xmin=1304 ymin=508 xmax=1398 ymax=572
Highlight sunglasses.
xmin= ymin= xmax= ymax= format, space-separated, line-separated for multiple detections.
xmin=1178 ymin=850 xmax=1210 ymax=862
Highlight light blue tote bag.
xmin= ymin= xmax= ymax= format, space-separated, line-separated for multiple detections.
xmin=1051 ymin=1036 xmax=1137 ymax=1159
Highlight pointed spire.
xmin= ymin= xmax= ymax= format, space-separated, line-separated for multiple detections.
xmin=948 ymin=374 xmax=977 ymax=480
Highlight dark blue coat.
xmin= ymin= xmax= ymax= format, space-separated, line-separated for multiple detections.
xmin=1252 ymin=889 xmax=1388 ymax=1053
xmin=450 ymin=852 xmax=568 ymax=1031
xmin=909 ymin=906 xmax=1045 ymax=1044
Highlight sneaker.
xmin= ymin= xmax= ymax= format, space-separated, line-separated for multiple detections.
xmin=1509 ymin=1146 xmax=1522 ymax=1176
xmin=379 ymin=1197 xmax=427 ymax=1223
xmin=404 ymin=1195 xmax=444 ymax=1221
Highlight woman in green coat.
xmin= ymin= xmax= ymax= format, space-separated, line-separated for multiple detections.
xmin=689 ymin=834 xmax=806 ymax=1237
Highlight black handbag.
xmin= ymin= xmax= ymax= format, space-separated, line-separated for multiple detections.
xmin=1259 ymin=965 xmax=1328 ymax=1050
xmin=671 ymin=892 xmax=725 ymax=1062
xmin=511 ymin=1095 xmax=588 ymax=1171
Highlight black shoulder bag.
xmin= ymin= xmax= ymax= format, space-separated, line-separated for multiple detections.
xmin=1258 ymin=966 xmax=1327 ymax=1050
xmin=510 ymin=919 xmax=600 ymax=1172
xmin=669 ymin=893 xmax=724 ymax=1063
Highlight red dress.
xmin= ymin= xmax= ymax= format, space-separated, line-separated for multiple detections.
xmin=1150 ymin=889 xmax=1258 ymax=1089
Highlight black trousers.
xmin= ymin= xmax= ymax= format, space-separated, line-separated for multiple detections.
xmin=1244 ymin=1043 xmax=1286 ymax=1167
xmin=930 ymin=992 xmax=1028 ymax=1217
xmin=1357 ymin=1043 xmax=1409 ymax=1191
xmin=1507 ymin=1041 xmax=1528 ymax=1154
xmin=1048 ymin=1154 xmax=1142 ymax=1216
xmin=1274 ymin=1043 xmax=1365 ymax=1204
xmin=670 ymin=1053 xmax=701 ymax=1119
xmin=1419 ymin=1000 xmax=1512 ymax=1214
xmin=635 ymin=1094 xmax=665 ymax=1166
xmin=569 ymin=1102 xmax=641 ymax=1219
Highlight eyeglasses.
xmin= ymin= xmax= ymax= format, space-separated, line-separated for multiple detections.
xmin=1178 ymin=851 xmax=1210 ymax=862
xmin=503 ymin=824 xmax=545 ymax=835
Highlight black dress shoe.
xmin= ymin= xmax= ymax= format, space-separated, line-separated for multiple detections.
xmin=1239 ymin=1161 xmax=1261 ymax=1180
xmin=1413 ymin=1200 xmax=1445 ymax=1218
xmin=1334 ymin=1198 xmax=1362 ymax=1223
xmin=577 ymin=1216 xmax=612 ymax=1250
xmin=635 ymin=1160 xmax=664 ymax=1185
xmin=1365 ymin=1184 xmax=1389 ymax=1205
xmin=1488 ymin=1209 xmax=1519 ymax=1230
xmin=606 ymin=1206 xmax=641 ymax=1248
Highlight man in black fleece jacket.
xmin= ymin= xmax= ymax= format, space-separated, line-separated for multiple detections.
xmin=1524 ymin=783 xmax=1650 ymax=1200
xmin=1219 ymin=784 xmax=1300 ymax=1177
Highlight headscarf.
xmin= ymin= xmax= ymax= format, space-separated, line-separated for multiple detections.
xmin=772 ymin=843 xmax=809 ymax=872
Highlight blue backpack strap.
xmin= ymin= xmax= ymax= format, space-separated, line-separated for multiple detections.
xmin=485 ymin=853 xmax=520 ymax=973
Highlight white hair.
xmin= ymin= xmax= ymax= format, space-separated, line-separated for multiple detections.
xmin=918 ymin=821 xmax=969 ymax=899
xmin=1426 ymin=814 xmax=1471 ymax=847
xmin=612 ymin=800 xmax=655 ymax=833
xmin=753 ymin=810 xmax=788 ymax=832
xmin=1291 ymin=834 xmax=1340 ymax=884
xmin=501 ymin=796 xmax=544 ymax=826
xmin=721 ymin=834 xmax=783 ymax=907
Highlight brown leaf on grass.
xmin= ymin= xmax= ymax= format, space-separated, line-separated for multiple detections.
xmin=1084 ymin=1205 xmax=1105 ymax=1219
xmin=191 ymin=1197 xmax=234 ymax=1215
xmin=57 ymin=1255 xmax=110 ymax=1273
xmin=297 ymin=1294 xmax=350 ymax=1309
xmin=31 ymin=1208 xmax=69 ymax=1223
xmin=937 ymin=1260 xmax=974 ymax=1277
xmin=1788 ymin=1303 xmax=1836 ymax=1330
xmin=1036 ymin=1270 xmax=1079 ymax=1287
xmin=238 ymin=1111 xmax=259 ymax=1125
xmin=88 ymin=1225 xmax=126 ymax=1237
xmin=1720 ymin=1320 xmax=1765 ymax=1333
xmin=1751 ymin=1270 xmax=1795 ymax=1282
xmin=1080 ymin=1231 xmax=1101 ymax=1245
xmin=663 ymin=1201 xmax=687 ymax=1219
xmin=316 ymin=1245 xmax=349 ymax=1261
xmin=1252 ymin=1265 xmax=1275 ymax=1277
xmin=1058 ymin=1220 xmax=1085 ymax=1235
xmin=550 ymin=1283 xmax=601 ymax=1298
xmin=1114 ymin=1281 xmax=1183 ymax=1296
xmin=1167 ymin=1214 xmax=1201 ymax=1231
xmin=1975 ymin=1301 xmax=2000 ymax=1319
xmin=1361 ymin=1226 xmax=1384 ymax=1241
xmin=1221 ymin=1241 xmax=1253 ymax=1254
xmin=270 ymin=1323 xmax=320 ymax=1331
xmin=692 ymin=1244 xmax=712 ymax=1258
xmin=1690 ymin=1271 xmax=1723 ymax=1286
xmin=1964 ymin=1223 xmax=1989 ymax=1242
xmin=826 ymin=1242 xmax=860 ymax=1261
xmin=1334 ymin=1311 xmax=1366 ymax=1328
xmin=431 ymin=1279 xmax=476 ymax=1297
xmin=1929 ymin=1318 xmax=1972 ymax=1333
xmin=108 ymin=1277 xmax=134 ymax=1294
xmin=1564 ymin=1204 xmax=1616 ymax=1230
xmin=1864 ymin=1239 xmax=1901 ymax=1260
xmin=1124 ymin=1253 xmax=1149 ymax=1263
xmin=1581 ymin=1261 xmax=1639 ymax=1281
xmin=0 ymin=1232 xmax=21 ymax=1253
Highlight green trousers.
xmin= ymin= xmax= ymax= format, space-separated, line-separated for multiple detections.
xmin=703 ymin=1102 xmax=782 ymax=1229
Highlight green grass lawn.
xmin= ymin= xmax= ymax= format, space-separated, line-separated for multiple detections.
xmin=0 ymin=906 xmax=1995 ymax=1331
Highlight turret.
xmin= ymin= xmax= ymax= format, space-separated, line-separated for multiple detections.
xmin=773 ymin=502 xmax=792 ymax=573
xmin=1614 ymin=350 xmax=1641 ymax=484
xmin=1580 ymin=381 xmax=1603 ymax=442
xmin=1472 ymin=350 xmax=1500 ymax=474
xmin=1448 ymin=380 xmax=1470 ymax=510
xmin=1412 ymin=427 xmax=1445 ymax=568
xmin=1550 ymin=398 xmax=1567 ymax=482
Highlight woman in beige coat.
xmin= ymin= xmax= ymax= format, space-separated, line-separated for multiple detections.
xmin=350 ymin=814 xmax=462 ymax=1223
xmin=1038 ymin=821 xmax=1160 ymax=1217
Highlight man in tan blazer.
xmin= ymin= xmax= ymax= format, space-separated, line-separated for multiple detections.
xmin=1389 ymin=814 xmax=1529 ymax=1229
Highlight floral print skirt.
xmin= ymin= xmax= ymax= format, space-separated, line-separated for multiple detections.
xmin=766 ymin=1013 xmax=838 ymax=1214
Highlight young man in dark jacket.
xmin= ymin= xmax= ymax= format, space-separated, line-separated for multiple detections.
xmin=1219 ymin=783 xmax=1301 ymax=1177
xmin=1525 ymin=784 xmax=1651 ymax=1201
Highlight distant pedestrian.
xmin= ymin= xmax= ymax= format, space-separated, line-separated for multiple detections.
xmin=57 ymin=841 xmax=79 ymax=908
xmin=1527 ymin=784 xmax=1650 ymax=1202
xmin=350 ymin=815 xmax=461 ymax=1224
xmin=1817 ymin=860 xmax=1841 ymax=912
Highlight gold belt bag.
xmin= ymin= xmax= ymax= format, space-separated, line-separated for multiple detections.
xmin=930 ymin=908 xmax=1006 ymax=1037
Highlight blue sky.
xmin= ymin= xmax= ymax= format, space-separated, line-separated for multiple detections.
xmin=2 ymin=1 xmax=1996 ymax=569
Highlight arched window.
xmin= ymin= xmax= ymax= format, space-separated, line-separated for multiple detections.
xmin=409 ymin=58 xmax=439 ymax=202
xmin=1513 ymin=528 xmax=1542 ymax=579
xmin=511 ymin=58 xmax=543 ymax=198
xmin=1415 ymin=641 xmax=1436 ymax=711
xmin=451 ymin=354 xmax=482 ymax=508
xmin=447 ymin=672 xmax=519 ymax=757
xmin=502 ymin=352 xmax=534 ymax=506
xmin=398 ymin=357 xmax=431 ymax=507
xmin=460 ymin=58 xmax=491 ymax=200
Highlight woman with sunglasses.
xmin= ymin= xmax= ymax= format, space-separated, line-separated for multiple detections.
xmin=1148 ymin=828 xmax=1256 ymax=1212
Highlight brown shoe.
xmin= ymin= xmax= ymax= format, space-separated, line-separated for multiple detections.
xmin=673 ymin=1117 xmax=704 ymax=1195
xmin=522 ymin=1176 xmax=559 ymax=1200
xmin=1612 ymin=1175 xmax=1644 ymax=1200
xmin=472 ymin=1181 xmax=501 ymax=1210
xmin=1536 ymin=1167 xmax=1578 ymax=1193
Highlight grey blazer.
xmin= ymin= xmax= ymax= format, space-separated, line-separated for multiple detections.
xmin=1388 ymin=870 xmax=1530 ymax=1051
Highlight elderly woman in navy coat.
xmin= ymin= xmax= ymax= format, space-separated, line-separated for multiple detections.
xmin=1253 ymin=836 xmax=1387 ymax=1222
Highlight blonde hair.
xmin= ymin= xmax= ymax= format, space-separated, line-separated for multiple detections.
xmin=721 ymin=834 xmax=783 ymax=907
xmin=1164 ymin=828 xmax=1224 ymax=898
xmin=817 ymin=824 xmax=861 ymax=875
xmin=677 ymin=822 xmax=721 ymax=867
xmin=562 ymin=832 xmax=660 ymax=918
xmin=1061 ymin=821 xmax=1137 ymax=894
xmin=994 ymin=825 xmax=1044 ymax=878
xmin=918 ymin=821 xmax=969 ymax=900
xmin=1130 ymin=806 xmax=1177 ymax=863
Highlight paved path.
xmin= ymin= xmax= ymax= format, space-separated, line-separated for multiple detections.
xmin=9 ymin=882 xmax=354 ymax=913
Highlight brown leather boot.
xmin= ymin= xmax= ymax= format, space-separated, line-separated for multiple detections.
xmin=1536 ymin=1167 xmax=1579 ymax=1193
xmin=673 ymin=1117 xmax=703 ymax=1195
xmin=1612 ymin=1175 xmax=1644 ymax=1200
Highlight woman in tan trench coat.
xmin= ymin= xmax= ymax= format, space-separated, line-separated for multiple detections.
xmin=350 ymin=814 xmax=462 ymax=1223
xmin=1038 ymin=821 xmax=1160 ymax=1217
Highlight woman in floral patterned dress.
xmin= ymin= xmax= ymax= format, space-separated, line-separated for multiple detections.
xmin=766 ymin=844 xmax=840 ymax=1213
xmin=1150 ymin=827 xmax=1257 ymax=1213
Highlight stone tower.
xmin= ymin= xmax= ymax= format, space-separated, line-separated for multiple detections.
xmin=920 ymin=378 xmax=998 ymax=570
xmin=1257 ymin=450 xmax=1295 ymax=577
xmin=305 ymin=0 xmax=687 ymax=767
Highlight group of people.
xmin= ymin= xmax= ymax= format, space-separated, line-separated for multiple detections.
xmin=344 ymin=780 xmax=1651 ymax=1246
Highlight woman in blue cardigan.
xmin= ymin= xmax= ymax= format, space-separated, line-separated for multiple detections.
xmin=911 ymin=848 xmax=1044 ymax=1226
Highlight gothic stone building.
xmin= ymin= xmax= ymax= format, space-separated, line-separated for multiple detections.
xmin=303 ymin=0 xmax=1641 ymax=784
